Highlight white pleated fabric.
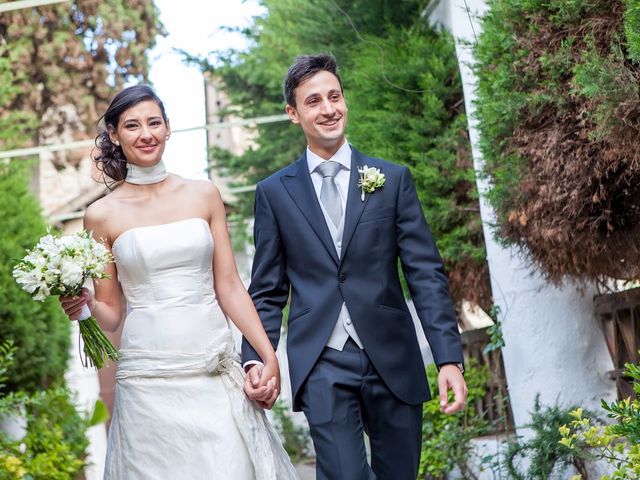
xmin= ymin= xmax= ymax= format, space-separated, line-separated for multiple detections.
xmin=104 ymin=218 xmax=298 ymax=480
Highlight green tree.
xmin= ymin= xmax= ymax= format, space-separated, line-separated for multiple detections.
xmin=0 ymin=55 xmax=36 ymax=150
xmin=0 ymin=161 xmax=70 ymax=392
xmin=208 ymin=0 xmax=425 ymax=213
xmin=346 ymin=27 xmax=488 ymax=307
xmin=204 ymin=0 xmax=491 ymax=307
xmin=0 ymin=0 xmax=163 ymax=152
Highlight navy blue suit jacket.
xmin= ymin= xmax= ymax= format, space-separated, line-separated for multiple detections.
xmin=242 ymin=146 xmax=463 ymax=411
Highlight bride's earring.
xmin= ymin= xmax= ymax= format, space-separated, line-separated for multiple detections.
xmin=114 ymin=140 xmax=120 ymax=146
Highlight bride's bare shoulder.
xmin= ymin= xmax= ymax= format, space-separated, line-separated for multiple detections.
xmin=84 ymin=195 xmax=118 ymax=238
xmin=180 ymin=177 xmax=222 ymax=200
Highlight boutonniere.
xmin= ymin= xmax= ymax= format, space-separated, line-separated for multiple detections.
xmin=357 ymin=165 xmax=385 ymax=201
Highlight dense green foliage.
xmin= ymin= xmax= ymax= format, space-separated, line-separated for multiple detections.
xmin=419 ymin=361 xmax=491 ymax=479
xmin=207 ymin=0 xmax=422 ymax=205
xmin=474 ymin=0 xmax=640 ymax=282
xmin=0 ymin=0 xmax=162 ymax=152
xmin=0 ymin=56 xmax=36 ymax=150
xmin=0 ymin=162 xmax=70 ymax=392
xmin=204 ymin=0 xmax=490 ymax=307
xmin=0 ymin=341 xmax=102 ymax=480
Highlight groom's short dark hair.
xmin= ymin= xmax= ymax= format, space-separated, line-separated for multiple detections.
xmin=284 ymin=54 xmax=343 ymax=108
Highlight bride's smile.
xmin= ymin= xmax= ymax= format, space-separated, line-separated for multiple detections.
xmin=109 ymin=99 xmax=170 ymax=168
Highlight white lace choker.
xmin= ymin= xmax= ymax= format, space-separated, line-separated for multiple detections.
xmin=125 ymin=161 xmax=169 ymax=185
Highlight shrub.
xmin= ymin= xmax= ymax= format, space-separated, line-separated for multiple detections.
xmin=0 ymin=341 xmax=100 ymax=480
xmin=0 ymin=161 xmax=70 ymax=392
xmin=474 ymin=0 xmax=640 ymax=283
xmin=419 ymin=361 xmax=491 ymax=479
xmin=503 ymin=395 xmax=591 ymax=479
xmin=560 ymin=359 xmax=640 ymax=479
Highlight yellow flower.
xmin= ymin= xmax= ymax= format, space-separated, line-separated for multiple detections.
xmin=2 ymin=455 xmax=26 ymax=478
xmin=569 ymin=407 xmax=583 ymax=419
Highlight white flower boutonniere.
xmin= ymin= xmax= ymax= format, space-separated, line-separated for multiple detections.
xmin=357 ymin=165 xmax=385 ymax=201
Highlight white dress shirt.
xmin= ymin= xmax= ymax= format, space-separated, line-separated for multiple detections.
xmin=307 ymin=142 xmax=363 ymax=351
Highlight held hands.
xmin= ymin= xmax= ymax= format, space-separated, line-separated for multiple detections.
xmin=438 ymin=364 xmax=468 ymax=414
xmin=59 ymin=287 xmax=96 ymax=321
xmin=243 ymin=361 xmax=280 ymax=409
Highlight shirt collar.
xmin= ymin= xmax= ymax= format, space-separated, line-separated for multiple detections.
xmin=307 ymin=141 xmax=352 ymax=174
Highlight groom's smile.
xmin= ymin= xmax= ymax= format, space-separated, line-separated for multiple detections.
xmin=286 ymin=70 xmax=348 ymax=159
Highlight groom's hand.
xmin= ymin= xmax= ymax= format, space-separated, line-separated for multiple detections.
xmin=438 ymin=364 xmax=468 ymax=414
xmin=258 ymin=360 xmax=280 ymax=409
xmin=243 ymin=364 xmax=279 ymax=409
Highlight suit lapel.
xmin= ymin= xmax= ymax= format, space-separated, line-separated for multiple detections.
xmin=281 ymin=154 xmax=340 ymax=265
xmin=340 ymin=148 xmax=370 ymax=264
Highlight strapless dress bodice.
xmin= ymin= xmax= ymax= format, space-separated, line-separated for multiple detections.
xmin=104 ymin=218 xmax=298 ymax=480
xmin=111 ymin=217 xmax=227 ymax=352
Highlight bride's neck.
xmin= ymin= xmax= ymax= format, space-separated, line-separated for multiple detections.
xmin=125 ymin=160 xmax=169 ymax=185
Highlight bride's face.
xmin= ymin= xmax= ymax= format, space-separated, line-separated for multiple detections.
xmin=109 ymin=100 xmax=171 ymax=168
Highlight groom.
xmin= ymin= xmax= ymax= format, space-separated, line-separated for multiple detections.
xmin=243 ymin=54 xmax=467 ymax=480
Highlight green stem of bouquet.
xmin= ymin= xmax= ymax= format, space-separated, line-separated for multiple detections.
xmin=78 ymin=316 xmax=119 ymax=369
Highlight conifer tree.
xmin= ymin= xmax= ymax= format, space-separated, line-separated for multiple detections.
xmin=0 ymin=0 xmax=162 ymax=151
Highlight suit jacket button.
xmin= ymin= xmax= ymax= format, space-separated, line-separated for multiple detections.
xmin=338 ymin=274 xmax=346 ymax=283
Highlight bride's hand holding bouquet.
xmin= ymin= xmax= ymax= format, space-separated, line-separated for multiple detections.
xmin=13 ymin=230 xmax=119 ymax=368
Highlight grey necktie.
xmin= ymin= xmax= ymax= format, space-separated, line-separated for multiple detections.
xmin=316 ymin=161 xmax=343 ymax=228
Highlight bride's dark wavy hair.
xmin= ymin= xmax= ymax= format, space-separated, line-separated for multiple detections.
xmin=94 ymin=85 xmax=169 ymax=186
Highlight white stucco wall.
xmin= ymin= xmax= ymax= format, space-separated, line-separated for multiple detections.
xmin=65 ymin=323 xmax=108 ymax=480
xmin=430 ymin=0 xmax=615 ymax=431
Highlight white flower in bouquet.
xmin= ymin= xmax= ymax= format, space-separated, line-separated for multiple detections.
xmin=60 ymin=258 xmax=84 ymax=287
xmin=13 ymin=230 xmax=118 ymax=368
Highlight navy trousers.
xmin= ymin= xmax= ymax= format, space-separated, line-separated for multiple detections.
xmin=299 ymin=339 xmax=423 ymax=480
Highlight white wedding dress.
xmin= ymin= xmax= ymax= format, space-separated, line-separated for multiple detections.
xmin=104 ymin=217 xmax=298 ymax=480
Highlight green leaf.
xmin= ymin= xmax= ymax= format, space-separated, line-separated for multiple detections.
xmin=87 ymin=399 xmax=109 ymax=427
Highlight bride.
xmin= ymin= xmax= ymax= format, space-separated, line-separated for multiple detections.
xmin=60 ymin=85 xmax=298 ymax=479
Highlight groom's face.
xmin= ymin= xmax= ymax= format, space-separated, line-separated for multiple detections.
xmin=286 ymin=70 xmax=348 ymax=157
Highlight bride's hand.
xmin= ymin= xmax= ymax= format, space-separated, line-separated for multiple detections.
xmin=243 ymin=361 xmax=280 ymax=409
xmin=59 ymin=287 xmax=96 ymax=320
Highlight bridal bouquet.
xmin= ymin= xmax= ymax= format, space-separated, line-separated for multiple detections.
xmin=13 ymin=230 xmax=118 ymax=368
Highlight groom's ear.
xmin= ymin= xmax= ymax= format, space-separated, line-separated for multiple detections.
xmin=285 ymin=104 xmax=300 ymax=125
